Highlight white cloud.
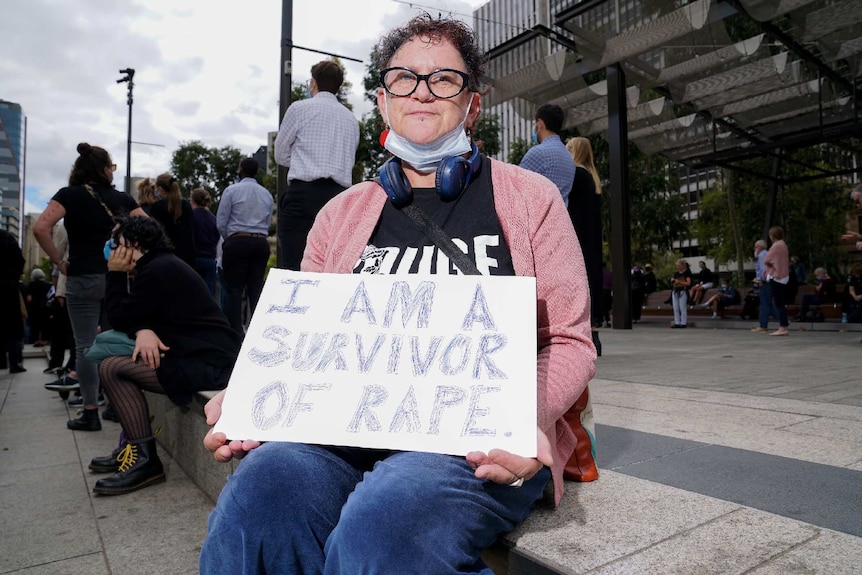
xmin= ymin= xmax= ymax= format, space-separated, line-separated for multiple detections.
xmin=1 ymin=0 xmax=487 ymax=214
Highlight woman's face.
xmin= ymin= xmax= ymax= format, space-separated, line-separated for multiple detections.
xmin=377 ymin=35 xmax=480 ymax=146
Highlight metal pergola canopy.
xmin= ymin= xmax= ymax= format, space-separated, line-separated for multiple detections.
xmin=481 ymin=0 xmax=862 ymax=182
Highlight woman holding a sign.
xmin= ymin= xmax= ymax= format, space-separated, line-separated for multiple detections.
xmin=200 ymin=13 xmax=595 ymax=574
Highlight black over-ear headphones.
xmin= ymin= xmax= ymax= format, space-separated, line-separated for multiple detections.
xmin=378 ymin=142 xmax=482 ymax=209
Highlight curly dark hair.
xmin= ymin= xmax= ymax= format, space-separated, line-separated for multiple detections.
xmin=375 ymin=12 xmax=487 ymax=92
xmin=113 ymin=216 xmax=173 ymax=252
xmin=69 ymin=143 xmax=113 ymax=186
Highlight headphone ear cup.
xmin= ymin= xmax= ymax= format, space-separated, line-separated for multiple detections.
xmin=435 ymin=156 xmax=470 ymax=201
xmin=379 ymin=158 xmax=413 ymax=208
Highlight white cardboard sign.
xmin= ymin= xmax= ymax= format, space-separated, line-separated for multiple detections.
xmin=215 ymin=269 xmax=537 ymax=457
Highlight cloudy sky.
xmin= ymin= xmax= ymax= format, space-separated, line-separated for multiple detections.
xmin=0 ymin=0 xmax=488 ymax=216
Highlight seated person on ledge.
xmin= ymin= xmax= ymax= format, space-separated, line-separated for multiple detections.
xmin=198 ymin=13 xmax=596 ymax=575
xmin=89 ymin=216 xmax=241 ymax=496
xmin=794 ymin=267 xmax=836 ymax=321
xmin=688 ymin=260 xmax=715 ymax=306
xmin=700 ymin=277 xmax=738 ymax=319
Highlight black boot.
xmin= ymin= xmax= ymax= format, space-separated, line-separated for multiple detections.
xmin=93 ymin=437 xmax=165 ymax=495
xmin=67 ymin=407 xmax=101 ymax=431
xmin=591 ymin=330 xmax=602 ymax=357
xmin=89 ymin=432 xmax=127 ymax=473
xmin=102 ymin=403 xmax=120 ymax=422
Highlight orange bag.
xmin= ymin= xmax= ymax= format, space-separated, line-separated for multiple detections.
xmin=562 ymin=385 xmax=599 ymax=481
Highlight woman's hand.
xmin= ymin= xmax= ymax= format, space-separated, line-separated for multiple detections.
xmin=132 ymin=328 xmax=169 ymax=369
xmin=108 ymin=245 xmax=136 ymax=272
xmin=465 ymin=427 xmax=553 ymax=486
xmin=203 ymin=389 xmax=261 ymax=463
xmin=841 ymin=231 xmax=862 ymax=242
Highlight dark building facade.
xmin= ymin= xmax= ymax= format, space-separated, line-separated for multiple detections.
xmin=0 ymin=99 xmax=26 ymax=240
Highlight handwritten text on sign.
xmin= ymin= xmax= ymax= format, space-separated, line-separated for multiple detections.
xmin=215 ymin=270 xmax=537 ymax=457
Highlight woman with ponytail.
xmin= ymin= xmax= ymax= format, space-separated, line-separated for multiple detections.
xmin=33 ymin=143 xmax=148 ymax=431
xmin=149 ymin=173 xmax=196 ymax=267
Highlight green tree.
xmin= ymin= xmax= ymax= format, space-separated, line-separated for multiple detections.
xmin=694 ymin=148 xmax=851 ymax=280
xmin=586 ymin=135 xmax=688 ymax=266
xmin=354 ymin=44 xmax=387 ymax=181
xmin=472 ymin=112 xmax=501 ymax=157
xmin=507 ymin=138 xmax=530 ymax=165
xmin=170 ymin=141 xmax=244 ymax=207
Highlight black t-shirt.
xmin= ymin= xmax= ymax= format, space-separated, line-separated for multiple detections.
xmin=52 ymin=183 xmax=139 ymax=276
xmin=673 ymin=269 xmax=692 ymax=292
xmin=353 ymin=158 xmax=515 ymax=276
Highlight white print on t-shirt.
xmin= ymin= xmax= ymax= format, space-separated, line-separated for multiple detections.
xmin=356 ymin=235 xmax=501 ymax=275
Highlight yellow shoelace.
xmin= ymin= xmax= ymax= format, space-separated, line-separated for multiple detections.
xmin=116 ymin=444 xmax=138 ymax=472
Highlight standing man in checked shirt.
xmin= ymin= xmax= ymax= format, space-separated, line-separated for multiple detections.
xmin=519 ymin=103 xmax=576 ymax=207
xmin=275 ymin=60 xmax=360 ymax=270
xmin=217 ymin=158 xmax=273 ymax=334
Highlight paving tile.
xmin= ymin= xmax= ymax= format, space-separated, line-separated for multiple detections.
xmin=587 ymin=508 xmax=820 ymax=575
xmin=747 ymin=528 xmax=862 ymax=575
xmin=506 ymin=472 xmax=741 ymax=574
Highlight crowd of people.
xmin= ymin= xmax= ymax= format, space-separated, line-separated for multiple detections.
xmin=4 ymin=11 xmax=862 ymax=574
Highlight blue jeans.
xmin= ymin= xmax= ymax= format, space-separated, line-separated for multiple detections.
xmin=758 ymin=281 xmax=776 ymax=328
xmin=672 ymin=290 xmax=688 ymax=325
xmin=200 ymin=443 xmax=550 ymax=575
xmin=65 ymin=274 xmax=105 ymax=406
xmin=194 ymin=257 xmax=217 ymax=297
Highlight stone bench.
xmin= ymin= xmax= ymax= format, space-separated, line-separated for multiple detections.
xmin=145 ymin=390 xmax=573 ymax=575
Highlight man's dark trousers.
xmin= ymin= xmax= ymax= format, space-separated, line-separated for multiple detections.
xmin=222 ymin=235 xmax=270 ymax=334
xmin=278 ymin=178 xmax=346 ymax=271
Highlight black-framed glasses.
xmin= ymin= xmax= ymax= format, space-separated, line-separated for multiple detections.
xmin=381 ymin=67 xmax=470 ymax=99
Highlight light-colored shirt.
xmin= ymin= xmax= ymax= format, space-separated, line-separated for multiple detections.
xmin=518 ymin=135 xmax=577 ymax=206
xmin=274 ymin=92 xmax=359 ymax=188
xmin=216 ymin=177 xmax=273 ymax=239
xmin=755 ymin=249 xmax=767 ymax=281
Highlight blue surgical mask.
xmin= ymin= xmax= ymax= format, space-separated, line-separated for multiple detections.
xmin=103 ymin=238 xmax=117 ymax=261
xmin=382 ymin=93 xmax=472 ymax=174
xmin=531 ymin=129 xmax=538 ymax=145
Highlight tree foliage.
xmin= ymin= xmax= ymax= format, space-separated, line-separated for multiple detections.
xmin=507 ymin=138 xmax=530 ymax=165
xmin=587 ymin=135 xmax=688 ymax=265
xmin=472 ymin=113 xmax=501 ymax=157
xmin=170 ymin=141 xmax=244 ymax=207
xmin=694 ymin=149 xmax=852 ymax=278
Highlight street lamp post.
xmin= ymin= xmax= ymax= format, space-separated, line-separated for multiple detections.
xmin=276 ymin=1 xmax=293 ymax=268
xmin=117 ymin=68 xmax=135 ymax=194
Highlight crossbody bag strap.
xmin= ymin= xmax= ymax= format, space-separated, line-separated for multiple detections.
xmin=84 ymin=184 xmax=115 ymax=220
xmin=401 ymin=203 xmax=481 ymax=276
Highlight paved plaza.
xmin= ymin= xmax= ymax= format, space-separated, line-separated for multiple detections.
xmin=1 ymin=321 xmax=860 ymax=574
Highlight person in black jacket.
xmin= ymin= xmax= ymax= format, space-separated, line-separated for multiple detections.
xmin=90 ymin=216 xmax=241 ymax=495
xmin=0 ymin=229 xmax=26 ymax=373
xmin=149 ymin=173 xmax=196 ymax=267
xmin=566 ymin=136 xmax=604 ymax=355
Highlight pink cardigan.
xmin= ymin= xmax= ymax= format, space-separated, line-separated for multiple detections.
xmin=302 ymin=158 xmax=596 ymax=505
xmin=764 ymin=240 xmax=789 ymax=281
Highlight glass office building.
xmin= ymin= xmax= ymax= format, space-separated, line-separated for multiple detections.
xmin=0 ymin=99 xmax=26 ymax=240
